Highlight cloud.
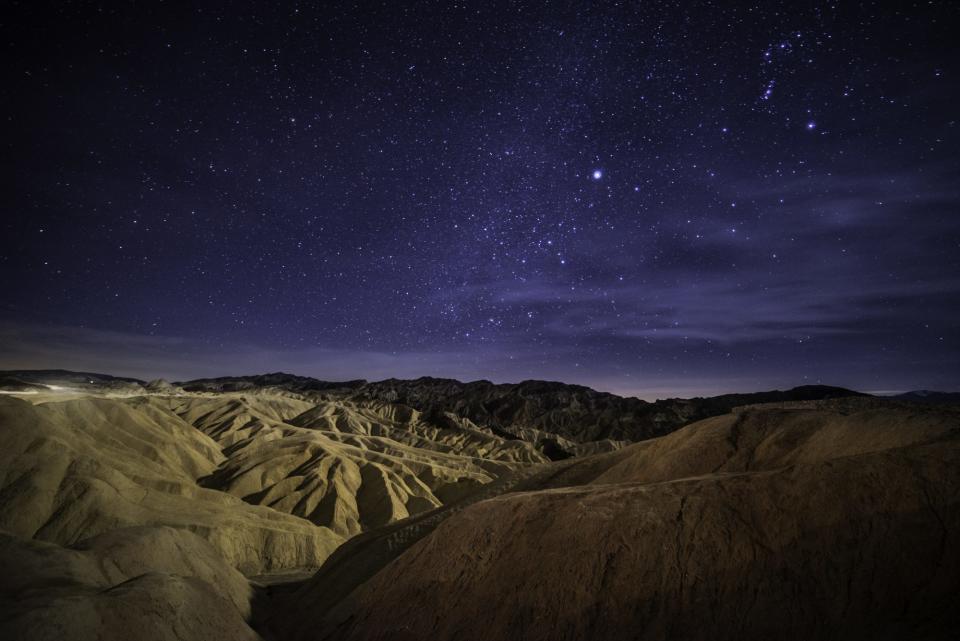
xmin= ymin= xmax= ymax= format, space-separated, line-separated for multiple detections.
xmin=464 ymin=273 xmax=960 ymax=345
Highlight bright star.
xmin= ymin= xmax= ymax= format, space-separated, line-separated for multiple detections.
xmin=592 ymin=169 xmax=602 ymax=180
xmin=806 ymin=121 xmax=816 ymax=130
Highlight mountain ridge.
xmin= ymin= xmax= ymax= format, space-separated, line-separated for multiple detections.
xmin=0 ymin=368 xmax=873 ymax=402
xmin=1 ymin=369 xmax=870 ymax=447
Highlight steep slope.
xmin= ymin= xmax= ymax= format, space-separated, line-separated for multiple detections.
xmin=0 ymin=527 xmax=259 ymax=641
xmin=0 ymin=396 xmax=342 ymax=573
xmin=0 ymin=387 xmax=573 ymax=641
xmin=277 ymin=399 xmax=960 ymax=641
xmin=346 ymin=378 xmax=866 ymax=443
xmin=163 ymin=394 xmax=535 ymax=538
xmin=167 ymin=371 xmax=866 ymax=445
xmin=144 ymin=378 xmax=184 ymax=394
xmin=0 ymin=387 xmax=554 ymax=572
xmin=578 ymin=397 xmax=958 ymax=486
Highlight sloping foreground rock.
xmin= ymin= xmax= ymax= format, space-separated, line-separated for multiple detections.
xmin=280 ymin=400 xmax=960 ymax=641
xmin=0 ymin=526 xmax=259 ymax=641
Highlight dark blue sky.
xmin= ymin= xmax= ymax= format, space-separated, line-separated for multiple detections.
xmin=2 ymin=1 xmax=958 ymax=398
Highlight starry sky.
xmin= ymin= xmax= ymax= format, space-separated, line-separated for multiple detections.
xmin=2 ymin=2 xmax=959 ymax=398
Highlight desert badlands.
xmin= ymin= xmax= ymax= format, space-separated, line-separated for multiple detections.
xmin=0 ymin=371 xmax=957 ymax=640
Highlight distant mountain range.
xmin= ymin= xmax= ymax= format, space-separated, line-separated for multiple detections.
xmin=0 ymin=369 xmax=144 ymax=391
xmin=2 ymin=370 xmax=955 ymax=449
xmin=889 ymin=390 xmax=960 ymax=404
xmin=0 ymin=368 xmax=928 ymax=449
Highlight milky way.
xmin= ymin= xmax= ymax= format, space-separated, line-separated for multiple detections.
xmin=2 ymin=2 xmax=958 ymax=397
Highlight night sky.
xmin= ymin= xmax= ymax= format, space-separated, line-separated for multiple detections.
xmin=2 ymin=2 xmax=959 ymax=398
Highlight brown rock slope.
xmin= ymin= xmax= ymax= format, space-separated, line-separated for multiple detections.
xmin=175 ymin=372 xmax=865 ymax=446
xmin=0 ymin=388 xmax=556 ymax=575
xmin=0 ymin=395 xmax=342 ymax=573
xmin=0 ymin=387 xmax=569 ymax=641
xmin=279 ymin=398 xmax=960 ymax=641
xmin=347 ymin=377 xmax=866 ymax=443
xmin=161 ymin=394 xmax=541 ymax=538
xmin=0 ymin=526 xmax=258 ymax=641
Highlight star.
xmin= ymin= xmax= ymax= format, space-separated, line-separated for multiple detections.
xmin=2 ymin=0 xmax=954 ymax=396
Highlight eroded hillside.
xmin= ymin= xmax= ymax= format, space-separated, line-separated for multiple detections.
xmin=1 ymin=373 xmax=955 ymax=641
xmin=275 ymin=399 xmax=960 ymax=641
